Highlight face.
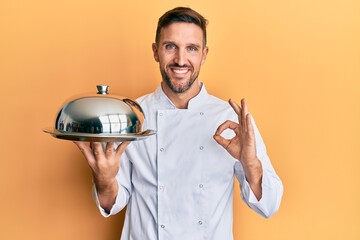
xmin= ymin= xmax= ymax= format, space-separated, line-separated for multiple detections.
xmin=152 ymin=22 xmax=208 ymax=94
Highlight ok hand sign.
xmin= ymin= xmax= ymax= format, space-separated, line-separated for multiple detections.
xmin=213 ymin=99 xmax=263 ymax=199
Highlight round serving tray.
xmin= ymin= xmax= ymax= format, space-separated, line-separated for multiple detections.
xmin=43 ymin=127 xmax=156 ymax=142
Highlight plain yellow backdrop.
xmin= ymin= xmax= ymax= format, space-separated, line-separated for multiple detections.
xmin=0 ymin=0 xmax=359 ymax=239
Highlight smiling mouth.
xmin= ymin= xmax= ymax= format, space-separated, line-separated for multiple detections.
xmin=169 ymin=64 xmax=192 ymax=76
xmin=172 ymin=68 xmax=189 ymax=74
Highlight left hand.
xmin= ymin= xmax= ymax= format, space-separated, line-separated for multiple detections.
xmin=213 ymin=98 xmax=259 ymax=169
xmin=214 ymin=98 xmax=263 ymax=199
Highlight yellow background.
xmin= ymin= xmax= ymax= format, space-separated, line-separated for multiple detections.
xmin=1 ymin=0 xmax=359 ymax=239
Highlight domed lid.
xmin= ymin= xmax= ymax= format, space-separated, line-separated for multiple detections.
xmin=43 ymin=85 xmax=155 ymax=142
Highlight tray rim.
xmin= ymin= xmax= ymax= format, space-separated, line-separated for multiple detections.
xmin=43 ymin=127 xmax=156 ymax=142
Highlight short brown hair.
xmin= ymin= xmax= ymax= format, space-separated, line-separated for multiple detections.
xmin=155 ymin=7 xmax=208 ymax=47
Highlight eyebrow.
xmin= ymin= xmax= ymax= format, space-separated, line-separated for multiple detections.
xmin=161 ymin=41 xmax=176 ymax=46
xmin=162 ymin=41 xmax=202 ymax=49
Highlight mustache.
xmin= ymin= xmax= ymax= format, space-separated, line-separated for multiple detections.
xmin=168 ymin=63 xmax=192 ymax=69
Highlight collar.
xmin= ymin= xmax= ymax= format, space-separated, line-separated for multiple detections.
xmin=154 ymin=82 xmax=209 ymax=110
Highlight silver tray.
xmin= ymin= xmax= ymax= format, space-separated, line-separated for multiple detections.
xmin=43 ymin=127 xmax=156 ymax=142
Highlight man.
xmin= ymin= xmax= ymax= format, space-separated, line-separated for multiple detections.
xmin=75 ymin=7 xmax=283 ymax=240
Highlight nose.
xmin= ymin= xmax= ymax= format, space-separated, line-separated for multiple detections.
xmin=174 ymin=48 xmax=187 ymax=66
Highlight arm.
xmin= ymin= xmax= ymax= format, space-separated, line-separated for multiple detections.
xmin=74 ymin=141 xmax=130 ymax=213
xmin=214 ymin=99 xmax=283 ymax=217
xmin=214 ymin=99 xmax=263 ymax=200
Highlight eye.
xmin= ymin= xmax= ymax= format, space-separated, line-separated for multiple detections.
xmin=165 ymin=43 xmax=176 ymax=50
xmin=187 ymin=46 xmax=198 ymax=52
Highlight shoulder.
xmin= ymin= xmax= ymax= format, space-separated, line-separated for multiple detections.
xmin=135 ymin=89 xmax=162 ymax=109
xmin=198 ymin=93 xmax=238 ymax=123
xmin=204 ymin=93 xmax=233 ymax=112
xmin=206 ymin=94 xmax=228 ymax=105
xmin=134 ymin=92 xmax=159 ymax=117
xmin=136 ymin=92 xmax=154 ymax=105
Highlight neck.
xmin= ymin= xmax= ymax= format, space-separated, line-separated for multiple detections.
xmin=161 ymin=80 xmax=201 ymax=109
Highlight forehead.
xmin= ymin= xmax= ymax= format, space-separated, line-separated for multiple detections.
xmin=159 ymin=22 xmax=204 ymax=46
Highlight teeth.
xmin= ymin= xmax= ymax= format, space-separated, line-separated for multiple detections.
xmin=173 ymin=69 xmax=188 ymax=74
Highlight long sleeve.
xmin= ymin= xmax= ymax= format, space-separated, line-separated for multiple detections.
xmin=234 ymin=117 xmax=283 ymax=218
xmin=92 ymin=147 xmax=133 ymax=217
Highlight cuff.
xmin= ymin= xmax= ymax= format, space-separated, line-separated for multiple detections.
xmin=92 ymin=184 xmax=124 ymax=218
xmin=235 ymin=162 xmax=283 ymax=218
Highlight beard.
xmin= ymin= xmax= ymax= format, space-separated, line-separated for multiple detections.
xmin=160 ymin=64 xmax=199 ymax=94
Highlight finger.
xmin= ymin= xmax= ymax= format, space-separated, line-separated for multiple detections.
xmin=104 ymin=142 xmax=116 ymax=158
xmin=73 ymin=140 xmax=86 ymax=149
xmin=91 ymin=142 xmax=105 ymax=158
xmin=214 ymin=120 xmax=239 ymax=136
xmin=229 ymin=99 xmax=241 ymax=116
xmin=73 ymin=141 xmax=96 ymax=166
xmin=229 ymin=99 xmax=242 ymax=123
xmin=241 ymin=99 xmax=249 ymax=116
xmin=241 ymin=98 xmax=249 ymax=131
xmin=213 ymin=134 xmax=231 ymax=149
xmin=246 ymin=113 xmax=255 ymax=142
xmin=115 ymin=141 xmax=131 ymax=159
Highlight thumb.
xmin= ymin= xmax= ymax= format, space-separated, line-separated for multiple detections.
xmin=73 ymin=141 xmax=96 ymax=167
xmin=213 ymin=134 xmax=230 ymax=149
xmin=115 ymin=141 xmax=131 ymax=159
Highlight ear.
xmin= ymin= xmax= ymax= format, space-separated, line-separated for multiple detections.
xmin=152 ymin=43 xmax=159 ymax=62
xmin=201 ymin=46 xmax=209 ymax=65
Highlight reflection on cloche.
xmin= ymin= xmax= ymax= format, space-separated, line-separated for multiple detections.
xmin=43 ymin=85 xmax=155 ymax=142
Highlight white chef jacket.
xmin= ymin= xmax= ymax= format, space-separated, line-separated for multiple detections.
xmin=94 ymin=83 xmax=283 ymax=240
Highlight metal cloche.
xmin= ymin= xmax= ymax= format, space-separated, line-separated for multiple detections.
xmin=43 ymin=85 xmax=155 ymax=142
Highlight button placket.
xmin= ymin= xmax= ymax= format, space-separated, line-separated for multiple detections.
xmin=157 ymin=110 xmax=165 ymax=236
xmin=197 ymin=109 xmax=206 ymax=231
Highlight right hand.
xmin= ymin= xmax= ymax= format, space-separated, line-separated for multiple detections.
xmin=73 ymin=141 xmax=130 ymax=189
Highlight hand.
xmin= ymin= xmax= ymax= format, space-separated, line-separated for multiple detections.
xmin=214 ymin=99 xmax=263 ymax=199
xmin=73 ymin=141 xmax=130 ymax=211
xmin=214 ymin=99 xmax=258 ymax=167
xmin=73 ymin=141 xmax=130 ymax=188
